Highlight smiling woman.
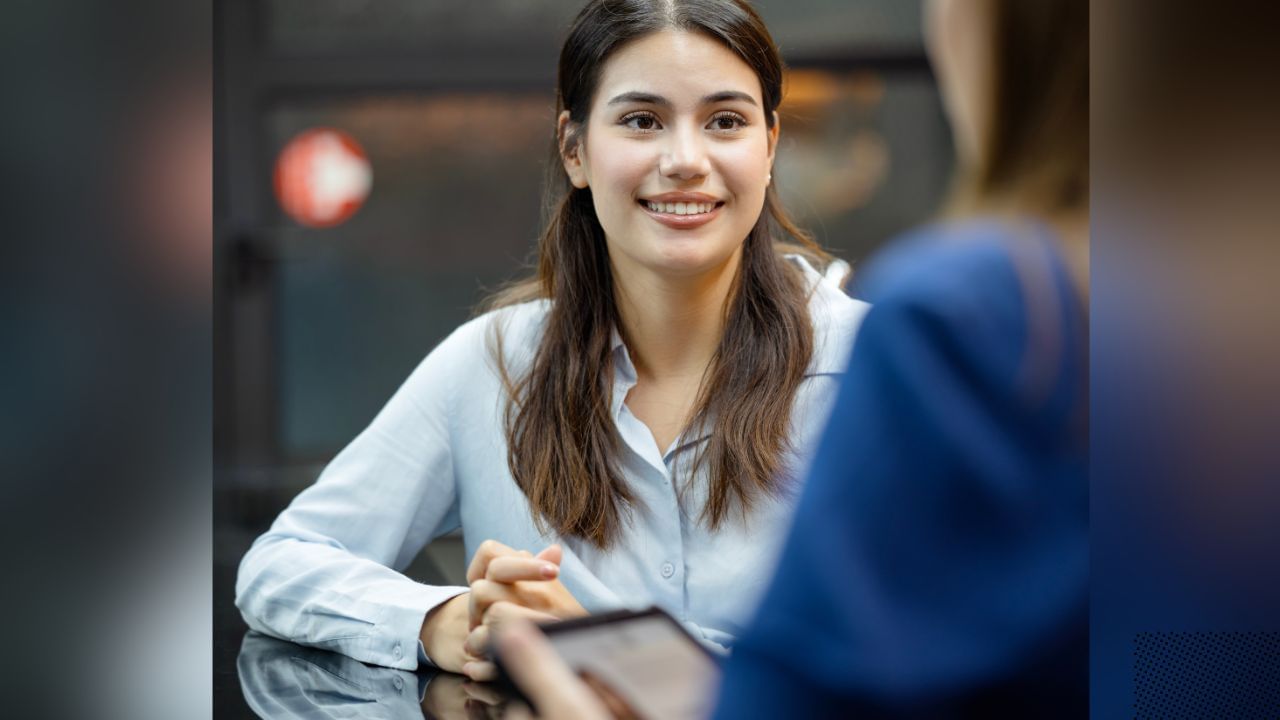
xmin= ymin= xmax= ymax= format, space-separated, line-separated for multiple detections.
xmin=568 ymin=31 xmax=774 ymax=273
xmin=235 ymin=0 xmax=870 ymax=684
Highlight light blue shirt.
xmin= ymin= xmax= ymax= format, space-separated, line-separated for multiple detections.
xmin=235 ymin=257 xmax=869 ymax=671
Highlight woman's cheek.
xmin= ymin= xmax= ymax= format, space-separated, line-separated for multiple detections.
xmin=718 ymin=141 xmax=771 ymax=201
xmin=600 ymin=145 xmax=654 ymax=194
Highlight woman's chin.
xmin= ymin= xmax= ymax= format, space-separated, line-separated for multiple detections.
xmin=646 ymin=253 xmax=734 ymax=280
xmin=606 ymin=231 xmax=743 ymax=282
xmin=643 ymin=240 xmax=741 ymax=278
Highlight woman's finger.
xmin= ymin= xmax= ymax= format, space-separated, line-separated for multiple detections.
xmin=483 ymin=601 xmax=560 ymax=632
xmin=535 ymin=544 xmax=563 ymax=566
xmin=462 ymin=659 xmax=498 ymax=682
xmin=468 ymin=579 xmax=518 ymax=629
xmin=466 ymin=539 xmax=518 ymax=584
xmin=464 ymin=623 xmax=490 ymax=658
xmin=485 ymin=555 xmax=559 ymax=583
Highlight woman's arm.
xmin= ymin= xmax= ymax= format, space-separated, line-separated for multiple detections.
xmin=235 ymin=321 xmax=481 ymax=671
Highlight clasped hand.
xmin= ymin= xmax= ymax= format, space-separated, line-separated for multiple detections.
xmin=459 ymin=539 xmax=587 ymax=681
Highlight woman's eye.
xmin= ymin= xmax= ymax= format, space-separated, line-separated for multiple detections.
xmin=709 ymin=113 xmax=747 ymax=131
xmin=622 ymin=113 xmax=661 ymax=131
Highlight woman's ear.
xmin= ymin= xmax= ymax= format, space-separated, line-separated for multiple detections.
xmin=558 ymin=111 xmax=589 ymax=189
xmin=767 ymin=111 xmax=780 ymax=168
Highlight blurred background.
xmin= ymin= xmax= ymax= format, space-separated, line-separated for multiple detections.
xmin=213 ymin=0 xmax=951 ymax=713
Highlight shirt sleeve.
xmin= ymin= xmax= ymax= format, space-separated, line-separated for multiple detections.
xmin=234 ymin=321 xmax=480 ymax=671
xmin=712 ymin=240 xmax=1088 ymax=716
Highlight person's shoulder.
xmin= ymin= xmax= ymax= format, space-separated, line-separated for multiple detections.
xmin=427 ymin=297 xmax=551 ymax=371
xmin=849 ymin=218 xmax=1083 ymax=408
xmin=852 ymin=218 xmax=1043 ymax=313
xmin=391 ymin=298 xmax=549 ymax=412
xmin=785 ymin=255 xmax=871 ymax=375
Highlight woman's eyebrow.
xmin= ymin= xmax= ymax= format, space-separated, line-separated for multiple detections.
xmin=701 ymin=91 xmax=757 ymax=106
xmin=607 ymin=91 xmax=670 ymax=107
xmin=605 ymin=90 xmax=758 ymax=107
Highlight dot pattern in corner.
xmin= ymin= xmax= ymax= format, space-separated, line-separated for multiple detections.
xmin=1134 ymin=631 xmax=1280 ymax=719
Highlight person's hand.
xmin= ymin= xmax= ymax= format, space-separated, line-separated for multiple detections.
xmin=466 ymin=541 xmax=588 ymax=630
xmin=419 ymin=592 xmax=477 ymax=675
xmin=492 ymin=619 xmax=617 ymax=720
xmin=462 ymin=600 xmax=559 ymax=681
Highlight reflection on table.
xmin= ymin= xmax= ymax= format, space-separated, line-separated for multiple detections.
xmin=237 ymin=632 xmax=515 ymax=719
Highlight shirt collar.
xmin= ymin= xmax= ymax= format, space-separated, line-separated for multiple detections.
xmin=606 ymin=254 xmax=853 ymax=455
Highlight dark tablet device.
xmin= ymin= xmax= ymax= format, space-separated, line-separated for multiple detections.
xmin=490 ymin=606 xmax=721 ymax=720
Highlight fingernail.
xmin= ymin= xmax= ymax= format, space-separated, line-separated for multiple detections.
xmin=541 ymin=563 xmax=557 ymax=578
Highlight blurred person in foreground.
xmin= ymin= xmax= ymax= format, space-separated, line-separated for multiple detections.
xmin=494 ymin=0 xmax=1089 ymax=716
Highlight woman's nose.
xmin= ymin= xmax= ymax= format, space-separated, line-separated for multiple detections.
xmin=659 ymin=124 xmax=712 ymax=180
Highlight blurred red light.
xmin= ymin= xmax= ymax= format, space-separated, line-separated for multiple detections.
xmin=273 ymin=128 xmax=372 ymax=228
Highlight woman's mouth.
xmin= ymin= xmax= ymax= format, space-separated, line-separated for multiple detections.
xmin=637 ymin=198 xmax=725 ymax=229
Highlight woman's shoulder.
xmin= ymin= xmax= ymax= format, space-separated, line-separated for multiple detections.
xmin=423 ymin=298 xmax=552 ymax=374
xmin=784 ymin=254 xmax=872 ymax=375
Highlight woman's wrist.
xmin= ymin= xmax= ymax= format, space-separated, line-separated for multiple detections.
xmin=420 ymin=592 xmax=471 ymax=672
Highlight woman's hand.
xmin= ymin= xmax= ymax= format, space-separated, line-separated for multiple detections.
xmin=462 ymin=600 xmax=559 ymax=681
xmin=419 ymin=592 xmax=478 ymax=675
xmin=466 ymin=541 xmax=588 ymax=630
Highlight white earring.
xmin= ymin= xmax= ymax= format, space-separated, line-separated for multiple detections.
xmin=767 ymin=172 xmax=772 ymax=184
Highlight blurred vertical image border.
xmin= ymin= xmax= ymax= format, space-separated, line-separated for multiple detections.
xmin=1092 ymin=0 xmax=1280 ymax=715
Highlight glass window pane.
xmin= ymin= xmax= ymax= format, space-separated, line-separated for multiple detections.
xmin=268 ymin=94 xmax=551 ymax=457
xmin=776 ymin=69 xmax=952 ymax=262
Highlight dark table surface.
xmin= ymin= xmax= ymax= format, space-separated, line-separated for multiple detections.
xmin=219 ymin=630 xmax=518 ymax=720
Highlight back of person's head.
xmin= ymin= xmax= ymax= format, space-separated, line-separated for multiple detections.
xmin=928 ymin=0 xmax=1088 ymax=220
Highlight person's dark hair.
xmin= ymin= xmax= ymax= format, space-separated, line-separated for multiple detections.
xmin=484 ymin=0 xmax=831 ymax=548
xmin=948 ymin=0 xmax=1089 ymax=218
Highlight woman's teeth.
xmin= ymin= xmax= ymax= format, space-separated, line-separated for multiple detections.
xmin=645 ymin=201 xmax=716 ymax=215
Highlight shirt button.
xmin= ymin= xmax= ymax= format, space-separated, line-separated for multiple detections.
xmin=393 ymin=675 xmax=404 ymax=692
xmin=661 ymin=562 xmax=675 ymax=579
xmin=393 ymin=642 xmax=403 ymax=659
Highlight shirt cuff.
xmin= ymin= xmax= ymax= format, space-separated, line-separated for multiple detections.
xmin=372 ymin=583 xmax=469 ymax=671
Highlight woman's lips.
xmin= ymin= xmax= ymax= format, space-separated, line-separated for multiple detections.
xmin=638 ymin=199 xmax=725 ymax=229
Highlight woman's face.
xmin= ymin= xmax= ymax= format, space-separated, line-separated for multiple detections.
xmin=561 ymin=30 xmax=778 ymax=281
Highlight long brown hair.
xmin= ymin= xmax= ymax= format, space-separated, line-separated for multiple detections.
xmin=485 ymin=0 xmax=832 ymax=549
xmin=946 ymin=0 xmax=1089 ymax=219
xmin=938 ymin=0 xmax=1089 ymax=433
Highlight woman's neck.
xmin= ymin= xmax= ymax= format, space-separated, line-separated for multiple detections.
xmin=611 ymin=253 xmax=741 ymax=384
